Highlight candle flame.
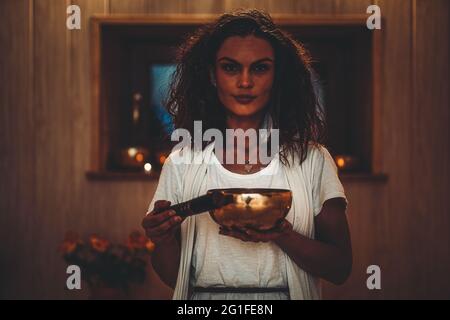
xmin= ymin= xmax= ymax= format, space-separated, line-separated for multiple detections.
xmin=136 ymin=153 xmax=144 ymax=162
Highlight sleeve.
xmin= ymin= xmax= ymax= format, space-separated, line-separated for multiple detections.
xmin=312 ymin=146 xmax=348 ymax=216
xmin=146 ymin=155 xmax=183 ymax=214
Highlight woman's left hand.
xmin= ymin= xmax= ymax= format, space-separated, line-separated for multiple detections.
xmin=219 ymin=220 xmax=293 ymax=243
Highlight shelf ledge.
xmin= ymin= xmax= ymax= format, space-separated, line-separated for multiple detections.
xmin=86 ymin=171 xmax=388 ymax=183
xmin=339 ymin=173 xmax=388 ymax=183
xmin=86 ymin=171 xmax=160 ymax=181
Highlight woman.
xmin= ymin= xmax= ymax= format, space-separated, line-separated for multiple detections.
xmin=142 ymin=8 xmax=352 ymax=300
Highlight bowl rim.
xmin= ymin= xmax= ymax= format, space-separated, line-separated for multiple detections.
xmin=207 ymin=188 xmax=292 ymax=194
xmin=207 ymin=188 xmax=292 ymax=232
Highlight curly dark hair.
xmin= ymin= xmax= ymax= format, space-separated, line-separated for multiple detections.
xmin=165 ymin=8 xmax=326 ymax=165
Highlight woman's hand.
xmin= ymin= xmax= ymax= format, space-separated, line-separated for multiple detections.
xmin=142 ymin=200 xmax=183 ymax=289
xmin=141 ymin=200 xmax=183 ymax=245
xmin=219 ymin=219 xmax=293 ymax=243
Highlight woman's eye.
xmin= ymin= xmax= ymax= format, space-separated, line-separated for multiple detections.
xmin=221 ymin=64 xmax=239 ymax=73
xmin=252 ymin=64 xmax=270 ymax=73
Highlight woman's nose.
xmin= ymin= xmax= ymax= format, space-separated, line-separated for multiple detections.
xmin=237 ymin=70 xmax=254 ymax=89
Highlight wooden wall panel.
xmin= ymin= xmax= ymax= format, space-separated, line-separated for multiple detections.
xmin=0 ymin=0 xmax=35 ymax=299
xmin=262 ymin=0 xmax=295 ymax=13
xmin=319 ymin=0 xmax=388 ymax=300
xmin=376 ymin=0 xmax=414 ymax=299
xmin=70 ymin=0 xmax=173 ymax=300
xmin=109 ymin=0 xmax=148 ymax=13
xmin=322 ymin=182 xmax=386 ymax=299
xmin=147 ymin=0 xmax=186 ymax=13
xmin=412 ymin=0 xmax=450 ymax=298
xmin=335 ymin=0 xmax=374 ymax=14
xmin=33 ymin=0 xmax=73 ymax=299
xmin=224 ymin=0 xmax=265 ymax=11
xmin=68 ymin=0 xmax=107 ymax=227
xmin=64 ymin=0 xmax=173 ymax=300
xmin=184 ymin=0 xmax=225 ymax=13
xmin=295 ymin=0 xmax=335 ymax=14
xmin=63 ymin=0 xmax=110 ymax=300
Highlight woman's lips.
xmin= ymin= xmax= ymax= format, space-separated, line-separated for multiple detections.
xmin=233 ymin=95 xmax=257 ymax=104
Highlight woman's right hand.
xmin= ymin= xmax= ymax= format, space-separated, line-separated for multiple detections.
xmin=141 ymin=200 xmax=183 ymax=245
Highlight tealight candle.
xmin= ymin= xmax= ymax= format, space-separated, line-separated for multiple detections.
xmin=334 ymin=154 xmax=359 ymax=172
xmin=144 ymin=163 xmax=152 ymax=173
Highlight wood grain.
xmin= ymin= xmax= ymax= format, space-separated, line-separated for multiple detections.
xmin=66 ymin=0 xmax=110 ymax=300
xmin=33 ymin=0 xmax=74 ymax=298
xmin=323 ymin=183 xmax=386 ymax=299
xmin=295 ymin=0 xmax=335 ymax=14
xmin=411 ymin=0 xmax=450 ymax=298
xmin=335 ymin=0 xmax=373 ymax=14
xmin=110 ymin=0 xmax=150 ymax=14
xmin=184 ymin=0 xmax=225 ymax=13
xmin=377 ymin=0 xmax=414 ymax=299
xmin=0 ymin=0 xmax=35 ymax=299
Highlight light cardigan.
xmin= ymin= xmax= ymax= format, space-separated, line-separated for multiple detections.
xmin=167 ymin=142 xmax=346 ymax=300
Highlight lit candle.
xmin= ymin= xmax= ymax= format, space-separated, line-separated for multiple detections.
xmin=135 ymin=152 xmax=144 ymax=163
xmin=334 ymin=155 xmax=359 ymax=172
xmin=127 ymin=147 xmax=137 ymax=158
xmin=159 ymin=155 xmax=167 ymax=165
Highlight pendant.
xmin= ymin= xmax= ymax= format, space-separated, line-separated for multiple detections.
xmin=244 ymin=160 xmax=253 ymax=173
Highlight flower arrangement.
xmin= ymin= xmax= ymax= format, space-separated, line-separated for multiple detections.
xmin=60 ymin=230 xmax=155 ymax=292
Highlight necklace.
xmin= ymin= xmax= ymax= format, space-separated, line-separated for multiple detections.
xmin=244 ymin=159 xmax=253 ymax=173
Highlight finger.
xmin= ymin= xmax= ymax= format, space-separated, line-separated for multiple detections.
xmin=251 ymin=221 xmax=289 ymax=236
xmin=142 ymin=211 xmax=172 ymax=229
xmin=142 ymin=209 xmax=176 ymax=228
xmin=272 ymin=220 xmax=292 ymax=235
xmin=146 ymin=219 xmax=179 ymax=239
xmin=266 ymin=222 xmax=284 ymax=234
xmin=229 ymin=233 xmax=250 ymax=242
xmin=233 ymin=228 xmax=254 ymax=241
xmin=280 ymin=219 xmax=292 ymax=229
xmin=244 ymin=229 xmax=271 ymax=242
xmin=219 ymin=226 xmax=230 ymax=233
xmin=220 ymin=228 xmax=251 ymax=242
xmin=219 ymin=227 xmax=242 ymax=236
xmin=152 ymin=200 xmax=172 ymax=214
xmin=154 ymin=200 xmax=171 ymax=210
xmin=151 ymin=220 xmax=183 ymax=244
xmin=151 ymin=227 xmax=177 ymax=244
xmin=147 ymin=215 xmax=182 ymax=237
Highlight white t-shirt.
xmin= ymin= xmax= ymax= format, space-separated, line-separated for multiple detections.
xmin=190 ymin=152 xmax=290 ymax=300
xmin=148 ymin=143 xmax=347 ymax=300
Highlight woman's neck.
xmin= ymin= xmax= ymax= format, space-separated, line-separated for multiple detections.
xmin=223 ymin=111 xmax=267 ymax=160
xmin=225 ymin=111 xmax=266 ymax=131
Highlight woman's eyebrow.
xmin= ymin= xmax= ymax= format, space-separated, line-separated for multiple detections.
xmin=217 ymin=57 xmax=274 ymax=65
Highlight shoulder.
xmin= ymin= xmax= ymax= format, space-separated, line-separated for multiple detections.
xmin=283 ymin=143 xmax=337 ymax=186
xmin=285 ymin=142 xmax=330 ymax=168
xmin=306 ymin=143 xmax=338 ymax=173
xmin=162 ymin=147 xmax=189 ymax=176
xmin=163 ymin=142 xmax=214 ymax=175
xmin=307 ymin=142 xmax=330 ymax=160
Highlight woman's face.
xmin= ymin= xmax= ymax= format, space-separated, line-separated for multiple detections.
xmin=214 ymin=35 xmax=275 ymax=118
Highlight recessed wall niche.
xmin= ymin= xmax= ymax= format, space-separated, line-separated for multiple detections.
xmin=86 ymin=15 xmax=383 ymax=181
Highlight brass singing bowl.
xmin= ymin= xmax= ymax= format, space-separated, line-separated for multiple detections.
xmin=207 ymin=188 xmax=292 ymax=232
